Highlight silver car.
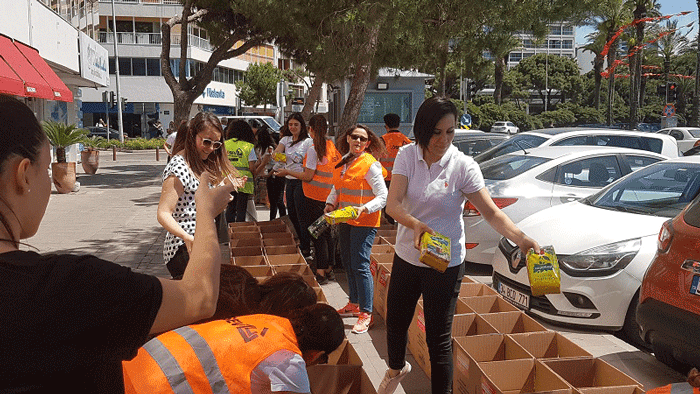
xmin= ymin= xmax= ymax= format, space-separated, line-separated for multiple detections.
xmin=463 ymin=146 xmax=667 ymax=266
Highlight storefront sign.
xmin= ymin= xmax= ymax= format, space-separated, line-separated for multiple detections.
xmin=79 ymin=32 xmax=109 ymax=87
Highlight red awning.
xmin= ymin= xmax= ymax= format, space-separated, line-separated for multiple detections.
xmin=0 ymin=35 xmax=53 ymax=99
xmin=0 ymin=57 xmax=24 ymax=96
xmin=14 ymin=41 xmax=73 ymax=102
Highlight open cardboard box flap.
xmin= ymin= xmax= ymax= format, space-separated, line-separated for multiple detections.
xmin=307 ymin=365 xmax=376 ymax=394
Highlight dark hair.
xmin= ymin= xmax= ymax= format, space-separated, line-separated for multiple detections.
xmin=383 ymin=113 xmax=401 ymax=129
xmin=285 ymin=113 xmax=308 ymax=146
xmin=308 ymin=114 xmax=328 ymax=159
xmin=182 ymin=112 xmax=235 ymax=183
xmin=171 ymin=120 xmax=189 ymax=154
xmin=0 ymin=95 xmax=48 ymax=245
xmin=258 ymin=272 xmax=317 ymax=317
xmin=225 ymin=120 xmax=256 ymax=144
xmin=279 ymin=124 xmax=290 ymax=139
xmin=288 ymin=303 xmax=345 ymax=355
xmin=248 ymin=119 xmax=263 ymax=130
xmin=412 ymin=97 xmax=459 ymax=148
xmin=336 ymin=124 xmax=387 ymax=158
xmin=255 ymin=125 xmax=276 ymax=153
xmin=206 ymin=265 xmax=262 ymax=322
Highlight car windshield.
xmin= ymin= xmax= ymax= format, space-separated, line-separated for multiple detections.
xmin=688 ymin=129 xmax=700 ymax=138
xmin=480 ymin=154 xmax=551 ymax=180
xmin=585 ymin=162 xmax=700 ymax=217
xmin=263 ymin=118 xmax=281 ymax=131
xmin=474 ymin=135 xmax=548 ymax=163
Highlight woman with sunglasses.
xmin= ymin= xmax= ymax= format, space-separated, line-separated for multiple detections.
xmin=158 ymin=112 xmax=246 ymax=279
xmin=324 ymin=125 xmax=387 ymax=334
xmin=272 ymin=113 xmax=312 ymax=257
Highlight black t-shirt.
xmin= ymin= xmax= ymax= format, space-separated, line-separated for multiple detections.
xmin=0 ymin=251 xmax=163 ymax=393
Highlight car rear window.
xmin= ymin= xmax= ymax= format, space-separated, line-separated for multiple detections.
xmin=480 ymin=155 xmax=551 ymax=180
xmin=689 ymin=129 xmax=700 ymax=138
xmin=474 ymin=135 xmax=547 ymax=163
xmin=552 ymin=135 xmax=663 ymax=153
xmin=684 ymin=193 xmax=700 ymax=228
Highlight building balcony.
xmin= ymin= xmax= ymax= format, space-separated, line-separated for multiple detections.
xmin=98 ymin=0 xmax=182 ymax=4
xmin=98 ymin=32 xmax=213 ymax=51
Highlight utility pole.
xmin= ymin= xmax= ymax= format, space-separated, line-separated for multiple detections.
xmin=110 ymin=0 xmax=124 ymax=142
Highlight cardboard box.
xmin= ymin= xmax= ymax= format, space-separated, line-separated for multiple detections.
xmin=373 ymin=263 xmax=391 ymax=319
xmin=381 ymin=235 xmax=396 ymax=245
xmin=481 ymin=311 xmax=549 ymax=334
xmin=241 ymin=265 xmax=275 ymax=277
xmin=262 ymin=231 xmax=295 ymax=241
xmin=326 ymin=339 xmax=363 ymax=366
xmin=454 ymin=299 xmax=475 ymax=315
xmin=371 ymin=244 xmax=395 ymax=254
xmin=258 ymin=222 xmax=289 ymax=233
xmin=229 ymin=230 xmax=261 ymax=240
xmin=459 ymin=282 xmax=499 ymax=298
xmin=452 ymin=313 xmax=500 ymax=338
xmin=453 ymin=334 xmax=533 ymax=394
xmin=307 ymin=365 xmax=377 ymax=394
xmin=263 ymin=237 xmax=297 ymax=247
xmin=302 ymin=275 xmax=320 ymax=288
xmin=266 ymin=253 xmax=307 ymax=266
xmin=231 ymin=255 xmax=268 ymax=266
xmin=542 ymin=357 xmax=642 ymax=391
xmin=459 ymin=295 xmax=520 ymax=314
xmin=462 ymin=275 xmax=477 ymax=284
xmin=265 ymin=245 xmax=300 ymax=255
xmin=370 ymin=253 xmax=394 ymax=279
xmin=255 ymin=275 xmax=273 ymax=283
xmin=271 ymin=264 xmax=312 ymax=276
xmin=479 ymin=359 xmax=573 ymax=394
xmin=229 ymin=238 xmax=263 ymax=248
xmin=509 ymin=331 xmax=592 ymax=360
xmin=230 ymin=246 xmax=264 ymax=258
xmin=313 ymin=287 xmax=328 ymax=303
xmin=228 ymin=222 xmax=258 ymax=230
xmin=377 ymin=229 xmax=397 ymax=237
xmin=575 ymin=386 xmax=644 ymax=394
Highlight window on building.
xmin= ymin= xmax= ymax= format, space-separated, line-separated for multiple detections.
xmin=135 ymin=22 xmax=153 ymax=33
xmin=170 ymin=59 xmax=180 ymax=78
xmin=523 ymin=39 xmax=534 ymax=48
xmin=550 ymin=25 xmax=562 ymax=35
xmin=147 ymin=58 xmax=160 ymax=76
xmin=509 ymin=52 xmax=523 ymax=62
xmin=132 ymin=58 xmax=146 ymax=76
xmin=562 ymin=25 xmax=573 ymax=35
xmin=116 ymin=20 xmax=132 ymax=32
xmin=549 ymin=40 xmax=561 ymax=49
xmin=119 ymin=58 xmax=132 ymax=76
xmin=358 ymin=92 xmax=412 ymax=124
xmin=562 ymin=40 xmax=573 ymax=49
xmin=109 ymin=57 xmax=115 ymax=75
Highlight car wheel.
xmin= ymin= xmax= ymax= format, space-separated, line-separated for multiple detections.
xmin=620 ymin=291 xmax=649 ymax=349
xmin=653 ymin=344 xmax=691 ymax=374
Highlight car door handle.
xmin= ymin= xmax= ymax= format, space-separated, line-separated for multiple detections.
xmin=559 ymin=195 xmax=579 ymax=203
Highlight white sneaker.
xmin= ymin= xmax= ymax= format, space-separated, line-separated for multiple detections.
xmin=377 ymin=362 xmax=411 ymax=394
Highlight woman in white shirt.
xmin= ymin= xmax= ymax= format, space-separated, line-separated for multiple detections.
xmin=377 ymin=97 xmax=540 ymax=394
xmin=273 ymin=113 xmax=313 ymax=256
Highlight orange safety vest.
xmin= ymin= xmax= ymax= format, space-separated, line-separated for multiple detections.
xmin=122 ymin=315 xmax=301 ymax=394
xmin=380 ymin=131 xmax=411 ymax=181
xmin=303 ymin=139 xmax=341 ymax=202
xmin=334 ymin=152 xmax=387 ymax=228
xmin=647 ymin=383 xmax=700 ymax=394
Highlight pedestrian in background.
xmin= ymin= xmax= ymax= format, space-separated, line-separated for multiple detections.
xmin=157 ymin=112 xmax=246 ymax=279
xmin=325 ymin=124 xmax=387 ymax=334
xmin=224 ymin=120 xmax=257 ymax=223
xmin=163 ymin=120 xmax=182 ymax=163
xmin=0 ymin=95 xmax=237 ymax=393
xmin=273 ymin=113 xmax=313 ymax=256
xmin=252 ymin=122 xmax=285 ymax=220
xmin=378 ymin=97 xmax=539 ymax=394
xmin=265 ymin=125 xmax=287 ymax=220
xmin=379 ymin=113 xmax=411 ymax=225
xmin=276 ymin=114 xmax=341 ymax=284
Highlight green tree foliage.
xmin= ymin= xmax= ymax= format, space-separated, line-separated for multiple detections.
xmin=235 ymin=62 xmax=282 ymax=110
xmin=511 ymin=54 xmax=583 ymax=108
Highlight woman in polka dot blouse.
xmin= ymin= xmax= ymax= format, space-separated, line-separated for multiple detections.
xmin=157 ymin=112 xmax=245 ymax=279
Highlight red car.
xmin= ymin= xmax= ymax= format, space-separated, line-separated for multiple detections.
xmin=637 ymin=190 xmax=700 ymax=370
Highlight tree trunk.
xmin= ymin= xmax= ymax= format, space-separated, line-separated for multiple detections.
xmin=593 ymin=54 xmax=603 ymax=110
xmin=606 ymin=43 xmax=617 ymax=126
xmin=436 ymin=40 xmax=449 ymax=97
xmin=493 ymin=56 xmax=506 ymax=105
xmin=301 ymin=76 xmax=324 ymax=121
xmin=337 ymin=13 xmax=385 ymax=137
xmin=694 ymin=0 xmax=700 ymax=127
xmin=629 ymin=7 xmax=646 ymax=131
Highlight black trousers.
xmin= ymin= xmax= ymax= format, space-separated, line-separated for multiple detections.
xmin=226 ymin=191 xmax=250 ymax=223
xmin=285 ymin=178 xmax=310 ymax=253
xmin=302 ymin=198 xmax=335 ymax=270
xmin=166 ymin=243 xmax=189 ymax=280
xmin=385 ymin=254 xmax=465 ymax=394
xmin=266 ymin=175 xmax=287 ymax=220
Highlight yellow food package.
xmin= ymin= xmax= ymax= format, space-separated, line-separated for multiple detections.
xmin=419 ymin=232 xmax=451 ymax=273
xmin=273 ymin=152 xmax=286 ymax=162
xmin=526 ymin=246 xmax=561 ymax=296
xmin=324 ymin=206 xmax=359 ymax=225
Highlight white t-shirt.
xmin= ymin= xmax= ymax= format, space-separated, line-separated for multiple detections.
xmin=279 ymin=136 xmax=312 ymax=179
xmin=393 ymin=143 xmax=484 ymax=268
xmin=165 ymin=132 xmax=177 ymax=147
xmin=249 ymin=350 xmax=310 ymax=393
xmin=304 ymin=144 xmax=332 ymax=170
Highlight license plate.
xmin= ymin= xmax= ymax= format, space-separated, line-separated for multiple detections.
xmin=498 ymin=282 xmax=530 ymax=309
xmin=690 ymin=276 xmax=700 ymax=296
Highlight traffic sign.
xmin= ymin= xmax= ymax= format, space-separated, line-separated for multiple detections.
xmin=460 ymin=113 xmax=472 ymax=129
xmin=663 ymin=103 xmax=676 ymax=117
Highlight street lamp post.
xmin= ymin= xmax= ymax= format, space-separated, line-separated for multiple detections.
xmin=110 ymin=0 xmax=124 ymax=142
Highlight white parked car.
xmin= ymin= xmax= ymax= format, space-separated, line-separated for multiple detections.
xmin=474 ymin=128 xmax=680 ymax=163
xmin=491 ymin=121 xmax=519 ymax=134
xmin=491 ymin=156 xmax=700 ymax=344
xmin=464 ymin=146 xmax=667 ymax=266
xmin=656 ymin=127 xmax=700 ymax=154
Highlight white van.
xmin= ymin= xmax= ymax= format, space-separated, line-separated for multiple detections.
xmin=219 ymin=116 xmax=282 ymax=132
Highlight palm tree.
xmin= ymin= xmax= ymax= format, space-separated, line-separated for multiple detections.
xmin=583 ymin=30 xmax=607 ymax=110
xmin=693 ymin=1 xmax=700 ymax=126
xmin=654 ymin=19 xmax=690 ymax=101
xmin=43 ymin=121 xmax=88 ymax=163
xmin=485 ymin=32 xmax=521 ymax=105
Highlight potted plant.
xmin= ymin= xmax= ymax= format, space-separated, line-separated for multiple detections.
xmin=43 ymin=121 xmax=88 ymax=193
xmin=81 ymin=136 xmax=100 ymax=174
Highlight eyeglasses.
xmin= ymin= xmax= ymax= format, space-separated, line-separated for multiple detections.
xmin=199 ymin=136 xmax=222 ymax=149
xmin=349 ymin=134 xmax=369 ymax=143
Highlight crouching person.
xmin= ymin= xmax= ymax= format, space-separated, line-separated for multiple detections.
xmin=123 ymin=303 xmax=345 ymax=394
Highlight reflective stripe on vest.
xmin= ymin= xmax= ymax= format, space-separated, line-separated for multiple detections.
xmin=224 ymin=139 xmax=254 ymax=194
xmin=334 ymin=153 xmax=386 ymax=227
xmin=380 ymin=132 xmax=411 ymax=181
xmin=647 ymin=383 xmax=699 ymax=394
xmin=303 ymin=139 xmax=341 ymax=202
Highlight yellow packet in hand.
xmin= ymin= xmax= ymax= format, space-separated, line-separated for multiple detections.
xmin=273 ymin=152 xmax=286 ymax=162
xmin=324 ymin=206 xmax=359 ymax=225
xmin=526 ymin=246 xmax=561 ymax=296
xmin=419 ymin=232 xmax=451 ymax=273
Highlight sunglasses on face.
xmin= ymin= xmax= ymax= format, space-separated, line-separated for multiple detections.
xmin=199 ymin=137 xmax=222 ymax=149
xmin=349 ymin=134 xmax=369 ymax=143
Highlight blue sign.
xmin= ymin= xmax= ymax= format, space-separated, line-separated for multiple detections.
xmin=460 ymin=113 xmax=472 ymax=128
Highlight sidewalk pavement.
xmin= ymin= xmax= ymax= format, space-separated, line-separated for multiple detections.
xmin=26 ymin=150 xmax=687 ymax=393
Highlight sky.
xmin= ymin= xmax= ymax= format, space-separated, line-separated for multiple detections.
xmin=575 ymin=0 xmax=698 ymax=46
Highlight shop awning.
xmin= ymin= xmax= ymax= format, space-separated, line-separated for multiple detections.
xmin=0 ymin=35 xmax=53 ymax=99
xmin=14 ymin=41 xmax=73 ymax=102
xmin=0 ymin=57 xmax=24 ymax=96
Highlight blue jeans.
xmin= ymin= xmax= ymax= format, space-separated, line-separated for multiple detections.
xmin=338 ymin=224 xmax=376 ymax=313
